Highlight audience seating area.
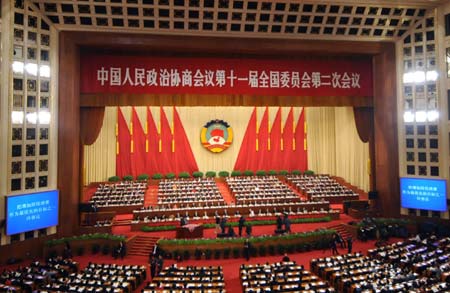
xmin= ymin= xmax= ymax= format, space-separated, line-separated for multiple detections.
xmin=158 ymin=178 xmax=225 ymax=207
xmin=227 ymin=176 xmax=301 ymax=205
xmin=0 ymin=258 xmax=146 ymax=293
xmin=311 ymin=235 xmax=450 ymax=293
xmin=240 ymin=261 xmax=335 ymax=292
xmin=286 ymin=175 xmax=359 ymax=204
xmin=0 ymin=257 xmax=79 ymax=292
xmin=89 ymin=182 xmax=147 ymax=208
xmin=143 ymin=265 xmax=225 ymax=293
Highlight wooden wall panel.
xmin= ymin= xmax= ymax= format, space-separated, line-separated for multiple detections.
xmin=373 ymin=43 xmax=399 ymax=217
xmin=57 ymin=33 xmax=81 ymax=237
xmin=80 ymin=94 xmax=373 ymax=107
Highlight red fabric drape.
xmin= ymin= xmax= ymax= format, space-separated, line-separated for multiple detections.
xmin=116 ymin=108 xmax=132 ymax=177
xmin=159 ymin=107 xmax=174 ymax=174
xmin=130 ymin=107 xmax=146 ymax=176
xmin=282 ymin=108 xmax=294 ymax=171
xmin=145 ymin=107 xmax=160 ymax=175
xmin=293 ymin=110 xmax=308 ymax=171
xmin=268 ymin=108 xmax=282 ymax=170
xmin=234 ymin=107 xmax=257 ymax=171
xmin=173 ymin=107 xmax=199 ymax=174
xmin=256 ymin=107 xmax=269 ymax=170
xmin=353 ymin=107 xmax=373 ymax=143
xmin=80 ymin=107 xmax=105 ymax=145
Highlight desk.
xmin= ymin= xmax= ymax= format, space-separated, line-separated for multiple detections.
xmin=176 ymin=224 xmax=204 ymax=239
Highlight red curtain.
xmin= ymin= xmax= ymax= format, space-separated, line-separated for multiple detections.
xmin=268 ymin=108 xmax=282 ymax=170
xmin=234 ymin=107 xmax=257 ymax=171
xmin=293 ymin=109 xmax=308 ymax=171
xmin=116 ymin=107 xmax=132 ymax=177
xmin=282 ymin=108 xmax=294 ymax=171
xmin=80 ymin=107 xmax=105 ymax=145
xmin=130 ymin=107 xmax=146 ymax=176
xmin=353 ymin=107 xmax=373 ymax=143
xmin=173 ymin=107 xmax=199 ymax=174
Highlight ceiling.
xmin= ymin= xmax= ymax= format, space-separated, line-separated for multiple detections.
xmin=30 ymin=0 xmax=446 ymax=42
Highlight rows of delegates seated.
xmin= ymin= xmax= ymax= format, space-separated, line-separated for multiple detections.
xmin=143 ymin=265 xmax=225 ymax=293
xmin=0 ymin=257 xmax=78 ymax=292
xmin=311 ymin=235 xmax=450 ymax=292
xmin=157 ymin=178 xmax=225 ymax=207
xmin=240 ymin=261 xmax=335 ymax=292
xmin=89 ymin=181 xmax=147 ymax=207
xmin=286 ymin=174 xmax=359 ymax=203
xmin=226 ymin=176 xmax=300 ymax=205
xmin=133 ymin=200 xmax=336 ymax=223
xmin=1 ymin=258 xmax=147 ymax=293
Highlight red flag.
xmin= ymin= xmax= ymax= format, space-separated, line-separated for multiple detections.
xmin=173 ymin=107 xmax=199 ymax=174
xmin=130 ymin=107 xmax=146 ymax=176
xmin=234 ymin=107 xmax=257 ymax=171
xmin=145 ymin=107 xmax=160 ymax=175
xmin=116 ymin=107 xmax=132 ymax=177
xmin=293 ymin=109 xmax=308 ymax=171
xmin=282 ymin=107 xmax=294 ymax=171
xmin=269 ymin=107 xmax=282 ymax=170
xmin=159 ymin=107 xmax=174 ymax=174
xmin=256 ymin=107 xmax=269 ymax=170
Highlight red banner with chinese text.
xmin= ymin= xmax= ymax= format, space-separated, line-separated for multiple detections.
xmin=80 ymin=55 xmax=373 ymax=96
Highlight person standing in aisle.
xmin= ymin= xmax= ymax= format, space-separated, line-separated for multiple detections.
xmin=238 ymin=216 xmax=246 ymax=237
xmin=347 ymin=236 xmax=353 ymax=254
xmin=243 ymin=239 xmax=251 ymax=261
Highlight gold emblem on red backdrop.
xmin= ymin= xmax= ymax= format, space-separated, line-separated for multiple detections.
xmin=201 ymin=120 xmax=233 ymax=153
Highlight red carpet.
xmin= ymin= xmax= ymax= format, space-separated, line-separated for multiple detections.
xmin=216 ymin=181 xmax=235 ymax=204
xmin=82 ymin=184 xmax=98 ymax=202
xmin=144 ymin=185 xmax=159 ymax=207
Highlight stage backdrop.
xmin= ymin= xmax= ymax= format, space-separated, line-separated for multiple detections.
xmin=83 ymin=106 xmax=369 ymax=191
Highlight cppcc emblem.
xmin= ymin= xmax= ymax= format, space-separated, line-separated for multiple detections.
xmin=201 ymin=120 xmax=233 ymax=153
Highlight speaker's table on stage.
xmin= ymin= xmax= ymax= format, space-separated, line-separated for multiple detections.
xmin=176 ymin=224 xmax=204 ymax=239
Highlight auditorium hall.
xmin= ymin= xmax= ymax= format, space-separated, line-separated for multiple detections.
xmin=1 ymin=0 xmax=450 ymax=292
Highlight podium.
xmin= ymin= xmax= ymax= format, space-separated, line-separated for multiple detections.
xmin=176 ymin=224 xmax=204 ymax=239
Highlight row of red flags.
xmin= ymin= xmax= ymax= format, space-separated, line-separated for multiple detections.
xmin=115 ymin=107 xmax=307 ymax=177
xmin=234 ymin=107 xmax=307 ymax=172
xmin=116 ymin=107 xmax=198 ymax=176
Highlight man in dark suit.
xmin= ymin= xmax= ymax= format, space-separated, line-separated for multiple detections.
xmin=243 ymin=239 xmax=251 ymax=261
xmin=246 ymin=223 xmax=252 ymax=237
xmin=238 ymin=216 xmax=246 ymax=237
xmin=276 ymin=215 xmax=283 ymax=232
xmin=116 ymin=241 xmax=126 ymax=259
xmin=150 ymin=256 xmax=158 ymax=279
xmin=180 ymin=216 xmax=188 ymax=226
xmin=220 ymin=217 xmax=227 ymax=234
xmin=283 ymin=214 xmax=291 ymax=233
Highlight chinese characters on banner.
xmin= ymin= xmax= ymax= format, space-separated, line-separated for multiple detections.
xmin=80 ymin=55 xmax=373 ymax=96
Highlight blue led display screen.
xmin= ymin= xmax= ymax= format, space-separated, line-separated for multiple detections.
xmin=6 ymin=190 xmax=59 ymax=235
xmin=400 ymin=177 xmax=447 ymax=212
